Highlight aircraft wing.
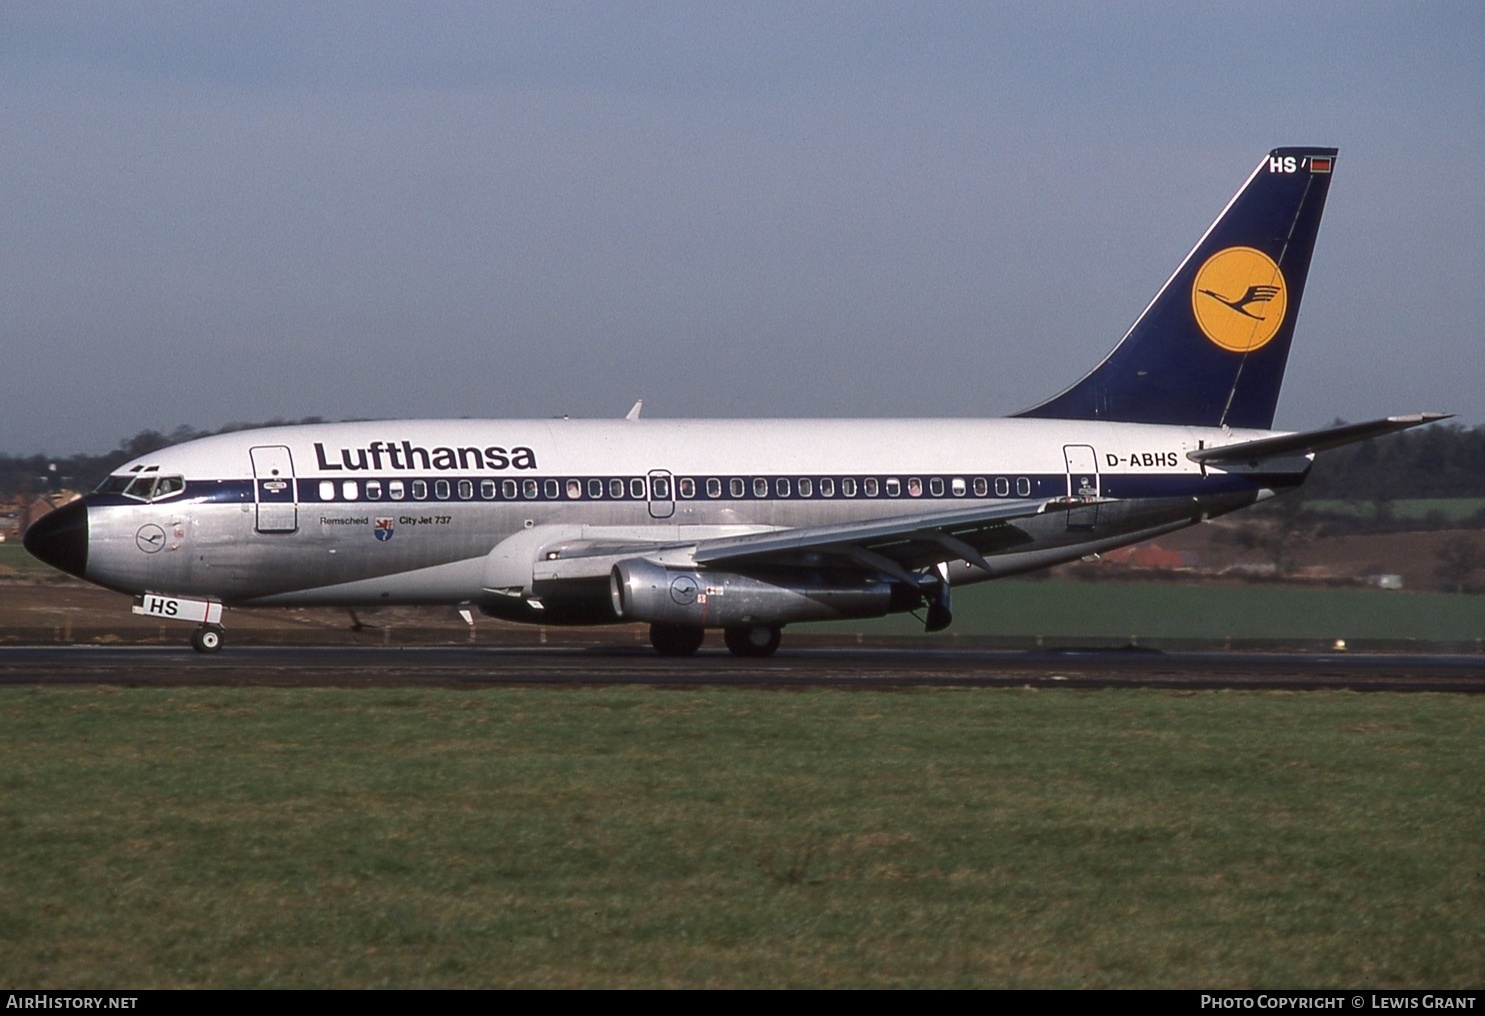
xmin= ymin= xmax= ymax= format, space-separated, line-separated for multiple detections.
xmin=1188 ymin=413 xmax=1451 ymax=466
xmin=691 ymin=498 xmax=1067 ymax=581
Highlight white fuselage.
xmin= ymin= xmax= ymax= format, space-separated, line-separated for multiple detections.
xmin=76 ymin=416 xmax=1305 ymax=623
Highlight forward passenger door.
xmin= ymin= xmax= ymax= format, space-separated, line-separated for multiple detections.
xmin=250 ymin=445 xmax=298 ymax=534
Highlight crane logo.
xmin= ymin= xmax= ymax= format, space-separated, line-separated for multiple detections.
xmin=1191 ymin=246 xmax=1287 ymax=353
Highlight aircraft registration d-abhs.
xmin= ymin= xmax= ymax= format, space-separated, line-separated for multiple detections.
xmin=26 ymin=147 xmax=1447 ymax=656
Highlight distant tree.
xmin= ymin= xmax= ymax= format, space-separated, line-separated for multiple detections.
xmin=0 ymin=418 xmax=329 ymax=496
xmin=1434 ymin=536 xmax=1485 ymax=594
xmin=1226 ymin=492 xmax=1317 ymax=576
xmin=1303 ymin=423 xmax=1485 ymax=502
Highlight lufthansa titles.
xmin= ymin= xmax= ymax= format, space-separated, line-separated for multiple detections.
xmin=315 ymin=441 xmax=537 ymax=472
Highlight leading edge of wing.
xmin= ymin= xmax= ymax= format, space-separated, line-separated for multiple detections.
xmin=1188 ymin=413 xmax=1452 ymax=466
xmin=691 ymin=498 xmax=1062 ymax=575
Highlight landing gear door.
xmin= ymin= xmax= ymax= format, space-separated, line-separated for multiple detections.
xmin=1062 ymin=444 xmax=1099 ymax=530
xmin=250 ymin=445 xmax=298 ymax=533
xmin=647 ymin=470 xmax=675 ymax=519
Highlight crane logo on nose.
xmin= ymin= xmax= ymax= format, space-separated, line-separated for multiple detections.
xmin=135 ymin=524 xmax=166 ymax=554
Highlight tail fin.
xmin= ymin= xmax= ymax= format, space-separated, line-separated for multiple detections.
xmin=1018 ymin=147 xmax=1337 ymax=429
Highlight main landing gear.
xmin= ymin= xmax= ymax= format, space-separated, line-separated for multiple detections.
xmin=190 ymin=625 xmax=225 ymax=654
xmin=647 ymin=623 xmax=783 ymax=658
xmin=723 ymin=624 xmax=782 ymax=658
xmin=649 ymin=624 xmax=706 ymax=657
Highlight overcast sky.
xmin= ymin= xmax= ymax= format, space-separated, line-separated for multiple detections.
xmin=3 ymin=1 xmax=1481 ymax=453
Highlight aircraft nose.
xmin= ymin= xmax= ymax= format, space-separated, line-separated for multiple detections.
xmin=22 ymin=499 xmax=89 ymax=579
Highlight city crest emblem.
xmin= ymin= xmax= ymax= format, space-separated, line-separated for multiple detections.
xmin=374 ymin=517 xmax=395 ymax=542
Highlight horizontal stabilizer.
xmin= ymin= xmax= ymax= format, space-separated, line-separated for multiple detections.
xmin=1187 ymin=413 xmax=1451 ymax=465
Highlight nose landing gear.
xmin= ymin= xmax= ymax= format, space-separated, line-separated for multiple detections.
xmin=132 ymin=594 xmax=226 ymax=653
xmin=190 ymin=625 xmax=224 ymax=654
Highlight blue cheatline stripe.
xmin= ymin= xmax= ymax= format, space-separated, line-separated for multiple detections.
xmin=116 ymin=470 xmax=1295 ymax=509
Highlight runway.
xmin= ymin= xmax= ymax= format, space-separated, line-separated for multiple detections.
xmin=2 ymin=644 xmax=1483 ymax=692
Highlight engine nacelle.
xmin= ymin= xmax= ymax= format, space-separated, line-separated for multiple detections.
xmin=610 ymin=558 xmax=914 ymax=628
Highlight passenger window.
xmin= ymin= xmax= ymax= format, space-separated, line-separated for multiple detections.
xmin=650 ymin=476 xmax=670 ymax=500
xmin=730 ymin=478 xmax=745 ymax=498
xmin=1016 ymin=476 xmax=1031 ymax=496
xmin=366 ymin=480 xmax=383 ymax=500
xmin=566 ymin=479 xmax=581 ymax=499
xmin=503 ymin=479 xmax=518 ymax=499
xmin=610 ymin=478 xmax=625 ymax=499
xmin=798 ymin=478 xmax=813 ymax=498
xmin=931 ymin=477 xmax=945 ymax=497
xmin=459 ymin=479 xmax=474 ymax=500
xmin=863 ymin=478 xmax=878 ymax=497
xmin=413 ymin=480 xmax=428 ymax=500
xmin=753 ymin=477 xmax=768 ymax=498
xmin=973 ymin=477 xmax=987 ymax=497
xmin=776 ymin=477 xmax=790 ymax=497
xmin=481 ymin=479 xmax=496 ymax=499
xmin=886 ymin=478 xmax=901 ymax=497
xmin=390 ymin=480 xmax=406 ymax=500
xmin=907 ymin=477 xmax=923 ymax=497
xmin=630 ymin=478 xmax=646 ymax=499
xmin=679 ymin=477 xmax=696 ymax=498
xmin=842 ymin=478 xmax=857 ymax=497
xmin=995 ymin=477 xmax=1010 ymax=497
xmin=706 ymin=477 xmax=722 ymax=498
xmin=523 ymin=479 xmax=538 ymax=499
xmin=588 ymin=479 xmax=603 ymax=498
xmin=820 ymin=477 xmax=834 ymax=497
xmin=434 ymin=480 xmax=450 ymax=500
xmin=951 ymin=477 xmax=965 ymax=497
xmin=319 ymin=480 xmax=335 ymax=501
xmin=342 ymin=480 xmax=358 ymax=501
xmin=544 ymin=479 xmax=559 ymax=499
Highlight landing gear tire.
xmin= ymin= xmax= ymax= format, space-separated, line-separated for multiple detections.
xmin=191 ymin=625 xmax=224 ymax=654
xmin=724 ymin=624 xmax=782 ymax=658
xmin=650 ymin=623 xmax=705 ymax=657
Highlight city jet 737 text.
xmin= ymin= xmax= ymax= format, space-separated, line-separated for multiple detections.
xmin=25 ymin=147 xmax=1447 ymax=655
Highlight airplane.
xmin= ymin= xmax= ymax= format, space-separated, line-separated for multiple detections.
xmin=24 ymin=146 xmax=1448 ymax=657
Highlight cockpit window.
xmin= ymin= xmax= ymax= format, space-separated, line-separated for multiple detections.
xmin=95 ymin=475 xmax=134 ymax=494
xmin=118 ymin=474 xmax=186 ymax=502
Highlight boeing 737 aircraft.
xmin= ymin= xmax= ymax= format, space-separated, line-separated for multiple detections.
xmin=25 ymin=147 xmax=1446 ymax=656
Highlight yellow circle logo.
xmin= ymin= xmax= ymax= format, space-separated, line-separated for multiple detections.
xmin=1191 ymin=246 xmax=1287 ymax=352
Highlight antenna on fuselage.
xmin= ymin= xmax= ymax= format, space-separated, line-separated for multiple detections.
xmin=625 ymin=399 xmax=644 ymax=420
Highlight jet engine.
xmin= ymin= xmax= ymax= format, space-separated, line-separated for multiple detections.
xmin=609 ymin=558 xmax=918 ymax=628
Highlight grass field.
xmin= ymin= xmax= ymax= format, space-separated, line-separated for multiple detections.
xmin=0 ymin=542 xmax=52 ymax=578
xmin=0 ymin=686 xmax=1479 ymax=988
xmin=815 ymin=580 xmax=1485 ymax=646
